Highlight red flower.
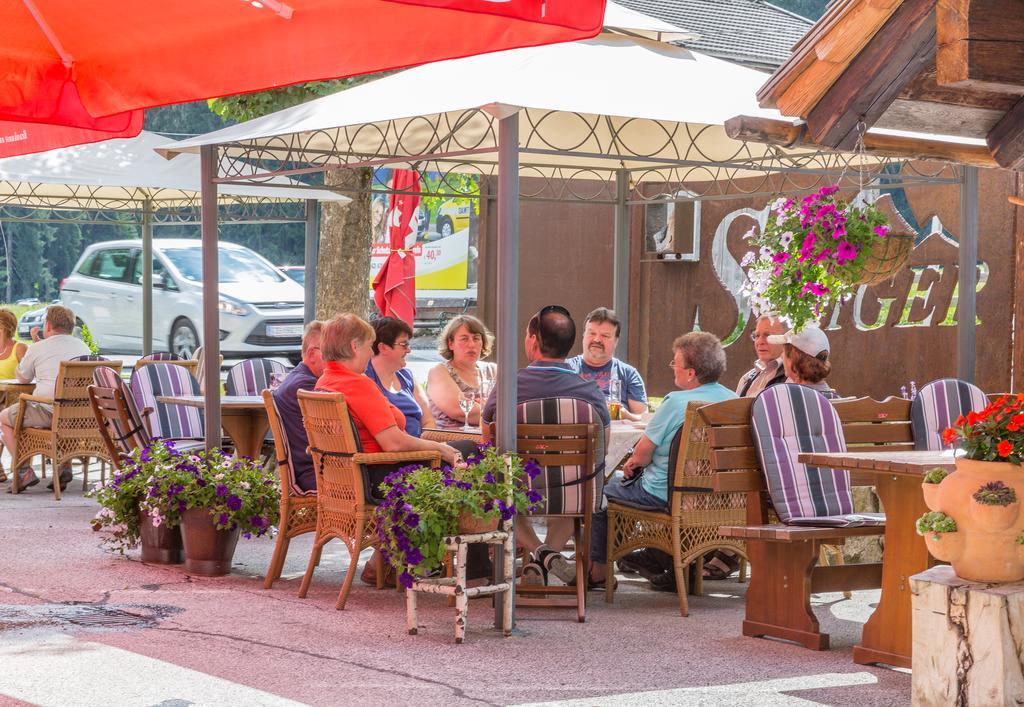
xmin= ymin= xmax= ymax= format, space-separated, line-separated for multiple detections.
xmin=998 ymin=440 xmax=1014 ymax=457
xmin=967 ymin=411 xmax=980 ymax=425
xmin=942 ymin=428 xmax=958 ymax=445
xmin=1009 ymin=422 xmax=1021 ymax=433
xmin=1012 ymin=414 xmax=1024 ymax=426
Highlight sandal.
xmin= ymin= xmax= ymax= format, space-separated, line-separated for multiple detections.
xmin=702 ymin=550 xmax=740 ymax=580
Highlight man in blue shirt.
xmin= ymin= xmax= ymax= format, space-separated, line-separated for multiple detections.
xmin=271 ymin=321 xmax=326 ymax=492
xmin=588 ymin=331 xmax=736 ymax=589
xmin=567 ymin=307 xmax=647 ymax=421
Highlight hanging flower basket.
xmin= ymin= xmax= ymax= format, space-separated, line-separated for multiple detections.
xmin=741 ymin=185 xmax=901 ymax=332
xmin=845 ymin=194 xmax=915 ymax=286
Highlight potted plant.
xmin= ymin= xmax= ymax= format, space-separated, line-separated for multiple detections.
xmin=740 ymin=185 xmax=902 ymax=332
xmin=936 ymin=394 xmax=1024 ymax=581
xmin=152 ymin=447 xmax=280 ymax=576
xmin=375 ymin=445 xmax=543 ymax=589
xmin=915 ymin=511 xmax=962 ymax=562
xmin=921 ymin=467 xmax=950 ymax=511
xmin=89 ymin=439 xmax=185 ymax=564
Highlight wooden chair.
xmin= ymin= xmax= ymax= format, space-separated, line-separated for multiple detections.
xmin=707 ymin=391 xmax=886 ymax=651
xmin=133 ymin=355 xmax=200 ymax=378
xmin=129 ymin=363 xmax=204 ymax=440
xmin=11 ymin=359 xmax=123 ymax=498
xmin=487 ymin=397 xmax=603 ymax=623
xmin=261 ymin=390 xmax=318 ymax=589
xmin=226 ymin=359 xmax=289 ymax=396
xmin=911 ymin=378 xmax=988 ymax=450
xmin=605 ymin=400 xmax=748 ymax=616
xmin=295 ymin=390 xmax=441 ymax=610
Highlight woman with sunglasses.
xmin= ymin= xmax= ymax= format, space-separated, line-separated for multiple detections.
xmin=366 ymin=316 xmax=434 ymax=437
xmin=735 ymin=315 xmax=787 ymax=397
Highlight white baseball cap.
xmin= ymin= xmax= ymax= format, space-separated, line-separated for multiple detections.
xmin=768 ymin=324 xmax=830 ymax=359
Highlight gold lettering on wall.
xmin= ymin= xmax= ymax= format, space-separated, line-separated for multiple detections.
xmin=895 ymin=265 xmax=942 ymax=328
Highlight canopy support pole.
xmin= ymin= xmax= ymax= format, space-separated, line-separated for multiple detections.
xmin=613 ymin=169 xmax=630 ymax=361
xmin=494 ymin=111 xmax=520 ymax=630
xmin=141 ymin=199 xmax=153 ymax=356
xmin=958 ymin=166 xmax=979 ymax=383
xmin=304 ymin=199 xmax=319 ymax=325
xmin=200 ymin=145 xmax=221 ymax=451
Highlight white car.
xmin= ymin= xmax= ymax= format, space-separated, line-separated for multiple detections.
xmin=60 ymin=239 xmax=306 ymax=361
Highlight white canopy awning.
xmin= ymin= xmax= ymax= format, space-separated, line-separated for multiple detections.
xmin=1 ymin=130 xmax=348 ymax=210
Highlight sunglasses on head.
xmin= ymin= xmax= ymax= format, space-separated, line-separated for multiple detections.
xmin=537 ymin=304 xmax=571 ymax=319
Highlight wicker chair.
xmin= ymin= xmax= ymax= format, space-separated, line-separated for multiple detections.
xmin=10 ymin=359 xmax=123 ymax=498
xmin=605 ymin=400 xmax=749 ymax=616
xmin=296 ymin=390 xmax=442 ymax=609
xmin=261 ymin=390 xmax=318 ymax=589
xmin=421 ymin=427 xmax=484 ymax=445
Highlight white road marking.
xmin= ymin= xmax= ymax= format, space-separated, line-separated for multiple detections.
xmin=0 ymin=634 xmax=306 ymax=707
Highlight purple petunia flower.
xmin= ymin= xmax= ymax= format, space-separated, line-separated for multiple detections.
xmin=226 ymin=495 xmax=242 ymax=511
xmin=405 ymin=513 xmax=419 ymax=528
xmin=526 ymin=489 xmax=542 ymax=503
xmin=483 ymin=472 xmax=495 ymax=484
xmin=215 ymin=484 xmax=229 ymax=497
xmin=406 ymin=547 xmax=424 ymax=566
xmin=399 ymin=571 xmax=415 ymax=589
xmin=251 ymin=515 xmax=265 ymax=528
xmin=217 ymin=512 xmax=229 ymax=526
xmin=524 ymin=460 xmax=541 ymax=480
xmin=497 ymin=499 xmax=515 ymax=521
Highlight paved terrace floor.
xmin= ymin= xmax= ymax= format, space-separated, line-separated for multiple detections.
xmin=0 ymin=473 xmax=912 ymax=706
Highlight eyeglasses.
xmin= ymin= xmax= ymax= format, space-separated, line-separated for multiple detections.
xmin=750 ymin=332 xmax=773 ymax=341
xmin=392 ymin=341 xmax=411 ymax=350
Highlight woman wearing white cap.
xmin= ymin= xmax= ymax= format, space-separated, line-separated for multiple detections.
xmin=767 ymin=324 xmax=838 ymax=398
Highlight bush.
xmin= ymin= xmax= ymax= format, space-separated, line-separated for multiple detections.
xmin=916 ymin=511 xmax=957 ymax=537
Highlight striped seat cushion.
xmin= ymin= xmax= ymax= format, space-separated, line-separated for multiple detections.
xmin=140 ymin=352 xmax=183 ymax=362
xmin=752 ymin=384 xmax=883 ymax=528
xmin=516 ymin=397 xmax=605 ymax=516
xmin=130 ymin=363 xmax=204 ymax=440
xmin=912 ymin=378 xmax=988 ymax=451
xmin=72 ymin=354 xmax=109 ymax=361
xmin=93 ymin=366 xmax=152 ymax=456
xmin=225 ymin=358 xmax=290 ymax=396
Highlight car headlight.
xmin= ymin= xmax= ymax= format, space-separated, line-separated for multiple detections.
xmin=218 ymin=299 xmax=249 ymax=316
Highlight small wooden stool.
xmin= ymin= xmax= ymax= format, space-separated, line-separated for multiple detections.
xmin=406 ymin=526 xmax=514 ymax=644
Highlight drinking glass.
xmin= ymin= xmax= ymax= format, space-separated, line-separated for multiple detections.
xmin=459 ymin=391 xmax=476 ymax=432
xmin=269 ymin=372 xmax=285 ymax=390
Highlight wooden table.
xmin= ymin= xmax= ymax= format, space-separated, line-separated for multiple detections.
xmin=0 ymin=379 xmax=34 ymax=408
xmin=797 ymin=450 xmax=958 ymax=669
xmin=157 ymin=395 xmax=268 ymax=460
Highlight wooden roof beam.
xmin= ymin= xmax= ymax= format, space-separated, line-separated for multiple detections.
xmin=806 ymin=0 xmax=936 ymax=150
xmin=988 ymin=98 xmax=1024 ymax=169
xmin=937 ymin=0 xmax=1024 ymax=93
xmin=725 ymin=114 xmax=998 ymax=169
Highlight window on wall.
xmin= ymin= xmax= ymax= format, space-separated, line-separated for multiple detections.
xmin=644 ymin=191 xmax=701 ymax=259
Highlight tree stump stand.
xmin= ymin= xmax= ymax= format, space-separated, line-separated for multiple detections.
xmin=910 ymin=565 xmax=1024 ymax=706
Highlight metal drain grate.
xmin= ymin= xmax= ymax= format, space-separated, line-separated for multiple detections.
xmin=0 ymin=603 xmax=177 ymax=633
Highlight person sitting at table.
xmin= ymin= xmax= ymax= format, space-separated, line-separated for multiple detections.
xmin=481 ymin=304 xmax=611 ymax=586
xmin=271 ymin=320 xmax=326 ymax=492
xmin=316 ymin=313 xmax=487 ymax=583
xmin=0 ymin=309 xmax=28 ymax=483
xmin=1 ymin=305 xmax=90 ymax=493
xmin=426 ymin=315 xmax=496 ymax=429
xmin=366 ymin=317 xmax=434 ymax=437
xmin=589 ymin=331 xmax=737 ymax=592
xmin=735 ymin=315 xmax=787 ymax=397
xmin=769 ymin=324 xmax=839 ymax=398
xmin=567 ymin=307 xmax=648 ymax=421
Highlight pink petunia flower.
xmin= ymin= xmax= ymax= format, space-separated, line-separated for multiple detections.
xmin=835 ymin=240 xmax=858 ymax=262
xmin=801 ymin=282 xmax=830 ymax=297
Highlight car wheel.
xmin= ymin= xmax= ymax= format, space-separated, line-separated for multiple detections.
xmin=170 ymin=318 xmax=199 ymax=359
xmin=439 ymin=217 xmax=454 ymax=238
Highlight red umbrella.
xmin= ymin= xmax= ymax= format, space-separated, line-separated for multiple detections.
xmin=373 ymin=169 xmax=421 ymax=325
xmin=0 ymin=116 xmax=143 ymax=159
xmin=1 ymin=0 xmax=604 ymax=154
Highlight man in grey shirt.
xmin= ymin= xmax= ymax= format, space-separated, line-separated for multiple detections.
xmin=2 ymin=305 xmax=90 ymax=492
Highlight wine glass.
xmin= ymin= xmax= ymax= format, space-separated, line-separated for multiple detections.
xmin=459 ymin=390 xmax=476 ymax=432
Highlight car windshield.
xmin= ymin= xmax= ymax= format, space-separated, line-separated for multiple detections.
xmin=284 ymin=268 xmax=305 ymax=285
xmin=161 ymin=247 xmax=285 ymax=284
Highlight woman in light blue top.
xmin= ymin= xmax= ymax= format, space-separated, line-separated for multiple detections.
xmin=365 ymin=317 xmax=434 ymax=438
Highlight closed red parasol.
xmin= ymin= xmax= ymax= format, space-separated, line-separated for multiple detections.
xmin=373 ymin=169 xmax=421 ymax=325
xmin=0 ymin=0 xmax=604 ymax=155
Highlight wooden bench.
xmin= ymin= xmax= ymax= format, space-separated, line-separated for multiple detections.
xmin=701 ymin=396 xmax=911 ymax=650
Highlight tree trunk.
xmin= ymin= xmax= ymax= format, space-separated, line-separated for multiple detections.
xmin=316 ymin=168 xmax=372 ymax=320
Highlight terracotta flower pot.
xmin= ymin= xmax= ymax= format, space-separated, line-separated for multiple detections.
xmin=931 ymin=458 xmax=1024 ymax=583
xmin=138 ymin=509 xmax=183 ymax=565
xmin=180 ymin=507 xmax=240 ymax=576
xmin=457 ymin=511 xmax=499 ymax=535
xmin=923 ymin=531 xmax=964 ymax=564
xmin=921 ymin=482 xmax=943 ymax=512
xmin=970 ymin=501 xmax=1021 ymax=533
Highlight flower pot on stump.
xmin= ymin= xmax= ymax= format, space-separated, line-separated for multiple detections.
xmin=138 ymin=509 xmax=183 ymax=564
xmin=457 ymin=511 xmax=499 ymax=535
xmin=180 ymin=507 xmax=240 ymax=576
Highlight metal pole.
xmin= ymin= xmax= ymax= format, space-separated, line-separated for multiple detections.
xmin=200 ymin=145 xmax=221 ymax=451
xmin=141 ymin=199 xmax=153 ymax=356
xmin=303 ymin=199 xmax=320 ymax=324
xmin=494 ymin=111 xmax=520 ymax=628
xmin=612 ymin=169 xmax=630 ymax=361
xmin=958 ymin=166 xmax=978 ymax=383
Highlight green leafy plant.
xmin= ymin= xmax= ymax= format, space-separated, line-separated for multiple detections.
xmin=1016 ymin=532 xmax=1024 ymax=545
xmin=943 ymin=394 xmax=1024 ymax=463
xmin=923 ymin=467 xmax=950 ymax=484
xmin=972 ymin=480 xmax=1018 ymax=506
xmin=916 ymin=511 xmax=958 ymax=538
xmin=79 ymin=322 xmax=100 ymax=355
xmin=375 ymin=445 xmax=543 ymax=588
xmin=741 ymin=185 xmax=891 ymax=332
